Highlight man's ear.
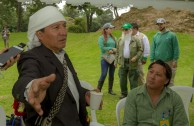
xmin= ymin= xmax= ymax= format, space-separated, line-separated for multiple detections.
xmin=36 ymin=31 xmax=43 ymax=40
xmin=165 ymin=79 xmax=170 ymax=85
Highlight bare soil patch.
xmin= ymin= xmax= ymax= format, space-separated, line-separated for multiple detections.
xmin=113 ymin=6 xmax=194 ymax=35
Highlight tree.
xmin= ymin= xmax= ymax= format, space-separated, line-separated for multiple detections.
xmin=0 ymin=0 xmax=56 ymax=32
xmin=96 ymin=9 xmax=113 ymax=26
xmin=67 ymin=2 xmax=103 ymax=32
xmin=62 ymin=4 xmax=79 ymax=19
xmin=113 ymin=7 xmax=119 ymax=19
xmin=0 ymin=0 xmax=23 ymax=32
xmin=0 ymin=0 xmax=17 ymax=31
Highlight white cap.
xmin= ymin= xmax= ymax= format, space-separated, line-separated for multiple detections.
xmin=156 ymin=18 xmax=166 ymax=24
xmin=102 ymin=23 xmax=115 ymax=29
xmin=27 ymin=6 xmax=66 ymax=50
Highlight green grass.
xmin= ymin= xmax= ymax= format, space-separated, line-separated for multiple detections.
xmin=0 ymin=31 xmax=194 ymax=126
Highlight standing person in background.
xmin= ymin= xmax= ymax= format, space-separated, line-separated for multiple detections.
xmin=97 ymin=23 xmax=117 ymax=95
xmin=1 ymin=26 xmax=10 ymax=48
xmin=131 ymin=22 xmax=150 ymax=86
xmin=114 ymin=23 xmax=143 ymax=99
xmin=150 ymin=18 xmax=180 ymax=87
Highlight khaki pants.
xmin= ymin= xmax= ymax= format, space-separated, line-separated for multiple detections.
xmin=165 ymin=61 xmax=177 ymax=87
xmin=3 ymin=38 xmax=9 ymax=48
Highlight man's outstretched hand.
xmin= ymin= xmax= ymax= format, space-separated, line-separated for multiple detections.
xmin=28 ymin=74 xmax=56 ymax=116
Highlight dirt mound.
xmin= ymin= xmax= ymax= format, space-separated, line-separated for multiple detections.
xmin=113 ymin=6 xmax=194 ymax=35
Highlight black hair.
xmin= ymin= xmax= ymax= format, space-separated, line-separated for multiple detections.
xmin=39 ymin=28 xmax=45 ymax=32
xmin=131 ymin=22 xmax=139 ymax=30
xmin=148 ymin=60 xmax=172 ymax=86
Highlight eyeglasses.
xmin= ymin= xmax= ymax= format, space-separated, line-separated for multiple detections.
xmin=122 ymin=29 xmax=129 ymax=31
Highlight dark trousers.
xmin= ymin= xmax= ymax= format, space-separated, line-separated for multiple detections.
xmin=98 ymin=59 xmax=115 ymax=82
xmin=118 ymin=59 xmax=139 ymax=96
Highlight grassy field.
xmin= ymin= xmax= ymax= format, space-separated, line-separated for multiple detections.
xmin=0 ymin=31 xmax=194 ymax=126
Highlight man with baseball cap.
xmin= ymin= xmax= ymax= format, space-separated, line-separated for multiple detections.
xmin=114 ymin=23 xmax=143 ymax=99
xmin=12 ymin=6 xmax=91 ymax=126
xmin=150 ymin=18 xmax=180 ymax=86
xmin=156 ymin=18 xmax=166 ymax=24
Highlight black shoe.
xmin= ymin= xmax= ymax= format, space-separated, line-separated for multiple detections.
xmin=108 ymin=90 xmax=116 ymax=95
xmin=119 ymin=95 xmax=127 ymax=99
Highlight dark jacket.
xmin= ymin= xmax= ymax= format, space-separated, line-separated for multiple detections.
xmin=12 ymin=44 xmax=89 ymax=126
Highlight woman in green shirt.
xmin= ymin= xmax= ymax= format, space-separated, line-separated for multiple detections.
xmin=97 ymin=23 xmax=117 ymax=95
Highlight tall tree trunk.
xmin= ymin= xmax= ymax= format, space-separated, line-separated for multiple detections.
xmin=88 ymin=13 xmax=94 ymax=32
xmin=17 ymin=2 xmax=22 ymax=32
xmin=86 ymin=14 xmax=90 ymax=32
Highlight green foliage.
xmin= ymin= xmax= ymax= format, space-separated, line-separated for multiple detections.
xmin=96 ymin=9 xmax=114 ymax=26
xmin=67 ymin=2 xmax=104 ymax=32
xmin=62 ymin=4 xmax=79 ymax=19
xmin=68 ymin=25 xmax=85 ymax=33
xmin=0 ymin=31 xmax=194 ymax=125
xmin=68 ymin=18 xmax=86 ymax=33
xmin=90 ymin=21 xmax=101 ymax=32
xmin=74 ymin=18 xmax=84 ymax=26
xmin=0 ymin=1 xmax=17 ymax=30
xmin=0 ymin=0 xmax=56 ymax=32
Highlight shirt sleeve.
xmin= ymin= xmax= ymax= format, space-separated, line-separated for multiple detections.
xmin=150 ymin=36 xmax=156 ymax=62
xmin=172 ymin=33 xmax=180 ymax=61
xmin=142 ymin=35 xmax=150 ymax=57
xmin=24 ymin=80 xmax=34 ymax=101
xmin=122 ymin=91 xmax=138 ymax=126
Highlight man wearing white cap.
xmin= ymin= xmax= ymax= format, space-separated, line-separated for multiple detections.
xmin=12 ymin=6 xmax=90 ymax=126
xmin=150 ymin=18 xmax=180 ymax=87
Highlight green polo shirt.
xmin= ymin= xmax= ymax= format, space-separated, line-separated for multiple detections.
xmin=122 ymin=85 xmax=189 ymax=126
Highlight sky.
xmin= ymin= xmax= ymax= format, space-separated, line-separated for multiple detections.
xmin=57 ymin=1 xmax=131 ymax=18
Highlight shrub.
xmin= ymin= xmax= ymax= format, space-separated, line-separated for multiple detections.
xmin=90 ymin=21 xmax=101 ymax=32
xmin=68 ymin=25 xmax=84 ymax=33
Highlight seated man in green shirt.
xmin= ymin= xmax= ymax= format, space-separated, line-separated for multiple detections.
xmin=122 ymin=60 xmax=189 ymax=126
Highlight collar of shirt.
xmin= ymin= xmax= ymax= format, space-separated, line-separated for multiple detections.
xmin=53 ymin=49 xmax=65 ymax=64
xmin=137 ymin=84 xmax=171 ymax=97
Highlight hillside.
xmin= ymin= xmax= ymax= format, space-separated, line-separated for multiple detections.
xmin=113 ymin=6 xmax=194 ymax=35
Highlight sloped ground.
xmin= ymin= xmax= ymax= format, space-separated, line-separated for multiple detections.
xmin=113 ymin=6 xmax=194 ymax=35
